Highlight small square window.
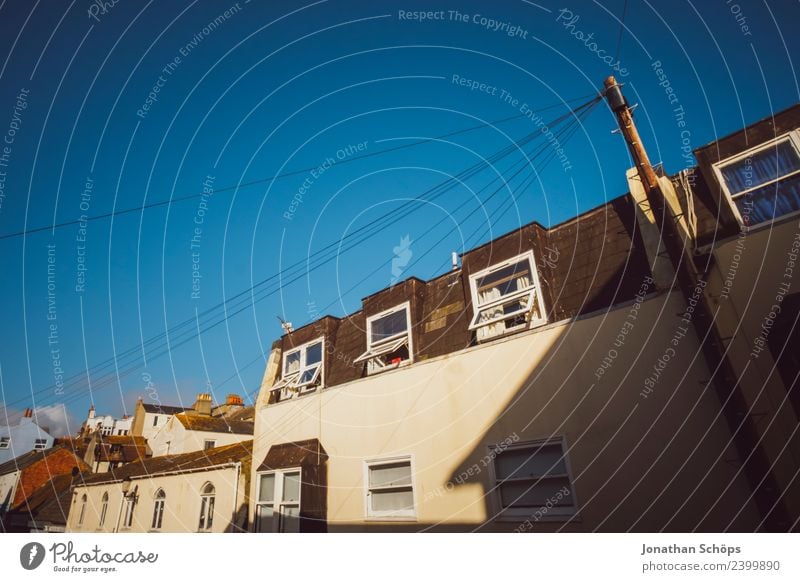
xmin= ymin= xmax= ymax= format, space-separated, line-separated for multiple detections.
xmin=365 ymin=456 xmax=416 ymax=519
xmin=714 ymin=132 xmax=800 ymax=226
xmin=33 ymin=438 xmax=48 ymax=450
xmin=0 ymin=437 xmax=9 ymax=449
xmin=203 ymin=440 xmax=216 ymax=450
xmin=492 ymin=439 xmax=576 ymax=520
xmin=354 ymin=303 xmax=413 ymax=374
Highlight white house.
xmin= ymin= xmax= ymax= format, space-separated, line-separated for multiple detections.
xmin=64 ymin=440 xmax=252 ymax=533
xmin=0 ymin=409 xmax=55 ymax=464
xmin=80 ymin=406 xmax=133 ymax=437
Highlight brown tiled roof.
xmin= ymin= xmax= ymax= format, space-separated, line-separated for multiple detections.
xmin=81 ymin=440 xmax=253 ymax=485
xmin=0 ymin=446 xmax=65 ymax=476
xmin=175 ymin=412 xmax=254 ymax=435
xmin=17 ymin=473 xmax=73 ymax=511
xmin=257 ymin=439 xmax=327 ymax=471
xmin=28 ymin=481 xmax=74 ymax=527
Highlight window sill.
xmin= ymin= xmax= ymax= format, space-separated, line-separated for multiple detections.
xmin=364 ymin=516 xmax=418 ymax=522
xmin=494 ymin=511 xmax=580 ymax=523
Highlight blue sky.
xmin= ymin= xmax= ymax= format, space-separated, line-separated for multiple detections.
xmin=0 ymin=0 xmax=798 ymax=433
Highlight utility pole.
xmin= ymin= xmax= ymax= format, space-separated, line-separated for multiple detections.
xmin=603 ymin=75 xmax=790 ymax=531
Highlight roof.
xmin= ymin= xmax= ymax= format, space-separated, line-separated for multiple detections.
xmin=175 ymin=412 xmax=254 ymax=435
xmin=28 ymin=480 xmax=75 ymax=527
xmin=0 ymin=446 xmax=65 ymax=476
xmin=80 ymin=440 xmax=253 ymax=485
xmin=11 ymin=473 xmax=75 ymax=523
xmin=141 ymin=403 xmax=191 ymax=415
xmin=258 ymin=439 xmax=327 ymax=471
xmin=91 ymin=435 xmax=151 ymax=463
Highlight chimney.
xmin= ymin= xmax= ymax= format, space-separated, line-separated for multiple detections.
xmin=193 ymin=393 xmax=212 ymax=416
xmin=20 ymin=408 xmax=33 ymax=424
xmin=88 ymin=405 xmax=96 ymax=420
xmin=451 ymin=252 xmax=459 ymax=270
xmin=225 ymin=394 xmax=243 ymax=406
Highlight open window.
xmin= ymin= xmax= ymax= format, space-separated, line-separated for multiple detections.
xmin=270 ymin=338 xmax=324 ymax=402
xmin=468 ymin=251 xmax=546 ymax=341
xmin=714 ymin=131 xmax=800 ymax=226
xmin=354 ymin=303 xmax=413 ymax=374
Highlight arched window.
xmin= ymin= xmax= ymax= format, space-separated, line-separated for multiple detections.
xmin=198 ymin=483 xmax=215 ymax=531
xmin=77 ymin=494 xmax=87 ymax=526
xmin=151 ymin=489 xmax=166 ymax=530
xmin=99 ymin=492 xmax=109 ymax=527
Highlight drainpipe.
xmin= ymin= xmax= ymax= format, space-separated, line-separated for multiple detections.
xmin=603 ymin=76 xmax=790 ymax=531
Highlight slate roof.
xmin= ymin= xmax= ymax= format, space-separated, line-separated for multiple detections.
xmin=175 ymin=411 xmax=254 ymax=435
xmin=141 ymin=403 xmax=191 ymax=415
xmin=81 ymin=440 xmax=254 ymax=485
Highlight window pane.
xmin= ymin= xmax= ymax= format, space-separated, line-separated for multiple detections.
xmin=476 ymin=260 xmax=532 ymax=304
xmin=256 ymin=505 xmax=274 ymax=532
xmin=371 ymin=309 xmax=408 ymax=343
xmin=281 ymin=505 xmax=301 ymax=532
xmin=499 ymin=477 xmax=572 ymax=509
xmin=371 ymin=488 xmax=414 ymax=512
xmin=495 ymin=445 xmax=567 ymax=479
xmin=734 ymin=173 xmax=800 ymax=225
xmin=369 ymin=462 xmax=412 ymax=488
xmin=282 ymin=472 xmax=301 ymax=502
xmin=306 ymin=341 xmax=322 ymax=365
xmin=284 ymin=351 xmax=301 ymax=374
xmin=258 ymin=474 xmax=275 ymax=503
xmin=298 ymin=365 xmax=319 ymax=385
xmin=722 ymin=140 xmax=800 ymax=195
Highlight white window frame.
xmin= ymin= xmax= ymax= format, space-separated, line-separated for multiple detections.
xmin=354 ymin=302 xmax=414 ymax=374
xmin=99 ymin=492 xmax=109 ymax=528
xmin=713 ymin=130 xmax=800 ymax=226
xmin=77 ymin=494 xmax=87 ymax=526
xmin=468 ymin=250 xmax=547 ymax=340
xmin=198 ymin=482 xmax=215 ymax=531
xmin=33 ymin=438 xmax=48 ymax=450
xmin=203 ymin=439 xmax=217 ymax=450
xmin=271 ymin=338 xmax=325 ymax=399
xmin=363 ymin=454 xmax=417 ymax=521
xmin=151 ymin=489 xmax=165 ymax=530
xmin=0 ymin=437 xmax=9 ymax=449
xmin=488 ymin=437 xmax=577 ymax=521
xmin=122 ymin=496 xmax=135 ymax=528
xmin=255 ymin=468 xmax=302 ymax=532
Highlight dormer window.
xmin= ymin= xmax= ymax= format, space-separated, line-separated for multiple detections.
xmin=271 ymin=338 xmax=324 ymax=400
xmin=355 ymin=302 xmax=413 ymax=374
xmin=714 ymin=131 xmax=800 ymax=226
xmin=468 ymin=250 xmax=546 ymax=342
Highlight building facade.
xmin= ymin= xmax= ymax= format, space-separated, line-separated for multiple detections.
xmin=0 ymin=408 xmax=55 ymax=464
xmin=65 ymin=441 xmax=252 ymax=533
xmin=247 ymin=104 xmax=800 ymax=533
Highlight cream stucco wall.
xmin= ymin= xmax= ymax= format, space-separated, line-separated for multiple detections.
xmin=65 ymin=465 xmax=246 ymax=533
xmin=0 ymin=470 xmax=20 ymax=511
xmin=251 ymin=290 xmax=760 ymax=532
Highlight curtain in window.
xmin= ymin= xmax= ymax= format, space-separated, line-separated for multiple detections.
xmin=735 ymin=174 xmax=800 ymax=225
xmin=722 ymin=141 xmax=800 ymax=194
xmin=475 ymin=272 xmax=532 ymax=341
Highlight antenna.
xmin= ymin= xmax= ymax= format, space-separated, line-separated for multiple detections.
xmin=276 ymin=316 xmax=293 ymax=334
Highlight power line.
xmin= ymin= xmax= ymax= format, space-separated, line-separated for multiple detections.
xmin=9 ymin=96 xmax=601 ymax=411
xmin=0 ymin=95 xmax=598 ymax=241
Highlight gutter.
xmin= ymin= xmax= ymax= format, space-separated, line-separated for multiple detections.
xmin=78 ymin=461 xmax=241 ymax=487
